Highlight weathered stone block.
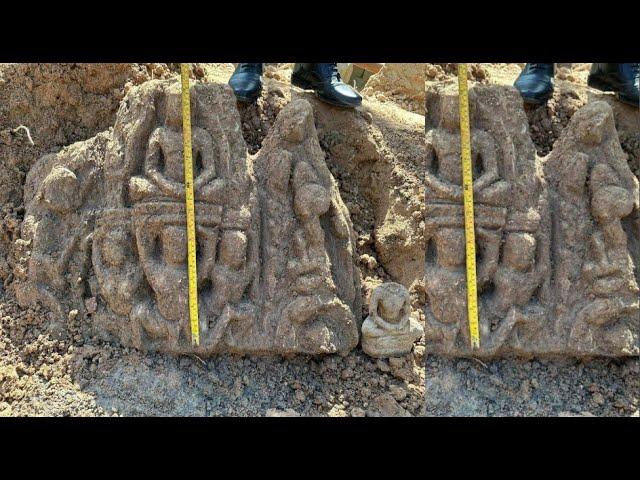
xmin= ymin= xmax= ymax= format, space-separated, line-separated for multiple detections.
xmin=15 ymin=80 xmax=361 ymax=356
xmin=425 ymin=84 xmax=638 ymax=357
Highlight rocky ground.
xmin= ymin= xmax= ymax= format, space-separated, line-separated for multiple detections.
xmin=424 ymin=63 xmax=639 ymax=417
xmin=425 ymin=355 xmax=638 ymax=417
xmin=0 ymin=293 xmax=423 ymax=417
xmin=0 ymin=63 xmax=424 ymax=417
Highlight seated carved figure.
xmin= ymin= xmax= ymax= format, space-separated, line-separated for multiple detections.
xmin=129 ymin=94 xmax=225 ymax=204
xmin=425 ymin=95 xmax=511 ymax=207
xmin=362 ymin=282 xmax=423 ymax=358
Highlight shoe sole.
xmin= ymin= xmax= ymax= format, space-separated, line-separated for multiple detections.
xmin=291 ymin=74 xmax=361 ymax=109
xmin=617 ymin=93 xmax=639 ymax=107
xmin=520 ymin=94 xmax=552 ymax=106
xmin=234 ymin=91 xmax=261 ymax=103
xmin=588 ymin=75 xmax=639 ymax=107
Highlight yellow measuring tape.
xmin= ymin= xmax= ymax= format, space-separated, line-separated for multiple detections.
xmin=180 ymin=64 xmax=200 ymax=346
xmin=457 ymin=63 xmax=480 ymax=349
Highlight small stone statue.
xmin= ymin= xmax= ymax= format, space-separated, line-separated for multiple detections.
xmin=361 ymin=282 xmax=423 ymax=358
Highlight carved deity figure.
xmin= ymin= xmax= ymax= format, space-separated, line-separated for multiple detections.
xmin=361 ymin=282 xmax=423 ymax=358
xmin=424 ymin=86 xmax=550 ymax=356
xmin=26 ymin=164 xmax=98 ymax=318
xmin=128 ymin=93 xmax=226 ymax=205
xmin=569 ymin=162 xmax=639 ymax=349
xmin=425 ymin=94 xmax=511 ymax=207
xmin=543 ymin=100 xmax=639 ymax=356
xmin=486 ymin=224 xmax=547 ymax=352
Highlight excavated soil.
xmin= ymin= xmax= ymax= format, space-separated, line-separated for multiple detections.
xmin=424 ymin=63 xmax=639 ymax=416
xmin=0 ymin=63 xmax=424 ymax=416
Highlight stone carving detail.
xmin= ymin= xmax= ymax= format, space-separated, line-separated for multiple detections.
xmin=545 ymin=101 xmax=639 ymax=356
xmin=425 ymin=85 xmax=638 ymax=357
xmin=425 ymin=85 xmax=550 ymax=356
xmin=361 ymin=282 xmax=423 ymax=358
xmin=16 ymin=81 xmax=361 ymax=355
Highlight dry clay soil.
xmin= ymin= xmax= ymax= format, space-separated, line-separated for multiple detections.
xmin=0 ymin=63 xmax=638 ymax=417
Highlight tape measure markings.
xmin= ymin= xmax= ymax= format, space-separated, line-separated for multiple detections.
xmin=181 ymin=64 xmax=200 ymax=347
xmin=457 ymin=63 xmax=480 ymax=350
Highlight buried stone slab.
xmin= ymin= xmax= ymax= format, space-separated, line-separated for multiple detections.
xmin=15 ymin=80 xmax=361 ymax=356
xmin=424 ymin=84 xmax=639 ymax=357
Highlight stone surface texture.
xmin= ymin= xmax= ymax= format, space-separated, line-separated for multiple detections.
xmin=14 ymin=80 xmax=361 ymax=356
xmin=425 ymin=84 xmax=639 ymax=358
xmin=361 ymin=282 xmax=423 ymax=358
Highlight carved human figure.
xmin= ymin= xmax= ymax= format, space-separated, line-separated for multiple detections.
xmin=27 ymin=166 xmax=97 ymax=317
xmin=570 ymin=162 xmax=639 ymax=347
xmin=493 ymin=232 xmax=544 ymax=315
xmin=425 ymin=223 xmax=504 ymax=350
xmin=132 ymin=222 xmax=190 ymax=342
xmin=361 ymin=282 xmax=423 ymax=358
xmin=288 ymin=160 xmax=334 ymax=294
xmin=205 ymin=228 xmax=257 ymax=346
xmin=128 ymin=94 xmax=225 ymax=204
xmin=425 ymin=228 xmax=467 ymax=347
xmin=92 ymin=224 xmax=143 ymax=317
xmin=425 ymin=96 xmax=510 ymax=206
xmin=486 ymin=230 xmax=546 ymax=350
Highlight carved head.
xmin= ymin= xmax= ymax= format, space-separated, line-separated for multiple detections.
xmin=503 ymin=232 xmax=536 ymax=271
xmin=371 ymin=282 xmax=410 ymax=324
xmin=164 ymin=91 xmax=183 ymax=130
xmin=161 ymin=225 xmax=187 ymax=267
xmin=437 ymin=88 xmax=477 ymax=132
xmin=42 ymin=167 xmax=82 ymax=214
xmin=439 ymin=95 xmax=460 ymax=131
xmin=435 ymin=228 xmax=466 ymax=269
xmin=219 ymin=230 xmax=247 ymax=270
xmin=101 ymin=228 xmax=134 ymax=268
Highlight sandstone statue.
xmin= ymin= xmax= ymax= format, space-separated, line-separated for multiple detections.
xmin=361 ymin=282 xmax=424 ymax=358
xmin=15 ymin=80 xmax=362 ymax=356
xmin=425 ymin=84 xmax=638 ymax=358
xmin=545 ymin=101 xmax=639 ymax=356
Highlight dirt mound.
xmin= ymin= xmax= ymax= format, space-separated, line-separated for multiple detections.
xmin=362 ymin=63 xmax=425 ymax=115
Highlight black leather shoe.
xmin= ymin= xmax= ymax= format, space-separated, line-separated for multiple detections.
xmin=228 ymin=63 xmax=263 ymax=103
xmin=588 ymin=63 xmax=639 ymax=107
xmin=513 ymin=63 xmax=555 ymax=105
xmin=291 ymin=63 xmax=362 ymax=108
